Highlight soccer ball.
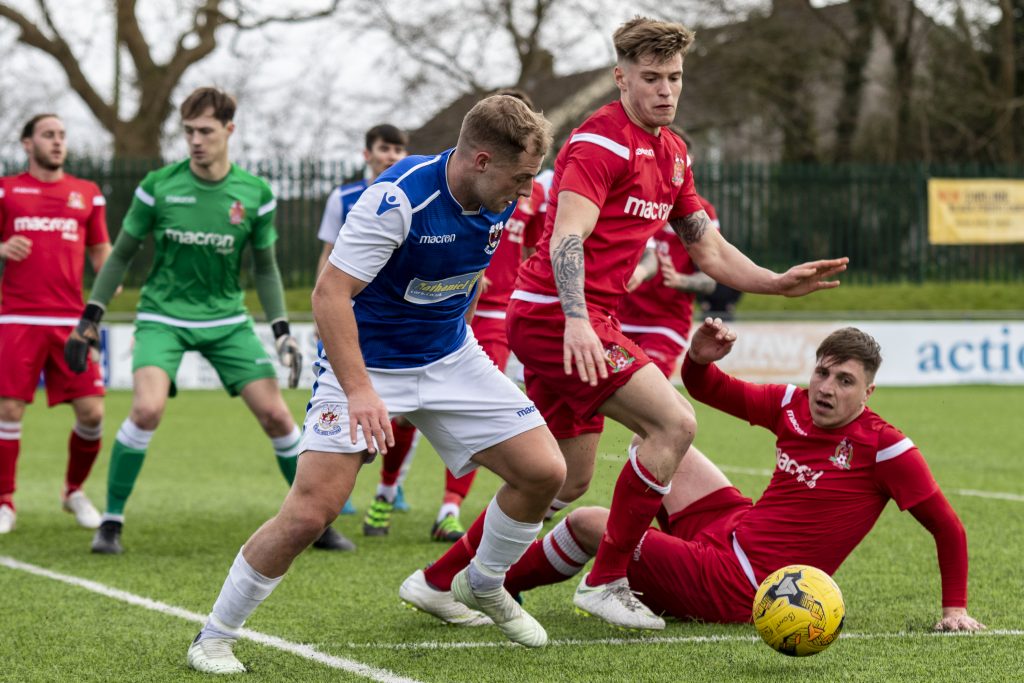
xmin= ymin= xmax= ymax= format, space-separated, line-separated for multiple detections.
xmin=751 ymin=564 xmax=845 ymax=657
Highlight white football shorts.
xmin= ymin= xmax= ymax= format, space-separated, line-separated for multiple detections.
xmin=299 ymin=335 xmax=546 ymax=477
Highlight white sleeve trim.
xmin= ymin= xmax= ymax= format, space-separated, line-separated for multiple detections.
xmin=411 ymin=190 xmax=441 ymax=214
xmin=93 ymin=195 xmax=106 ymax=206
xmin=876 ymin=437 xmax=914 ymax=463
xmin=569 ymin=132 xmax=630 ymax=160
xmin=257 ymin=198 xmax=277 ymax=217
xmin=328 ymin=181 xmax=411 ymax=283
xmin=134 ymin=186 xmax=155 ymax=206
xmin=781 ymin=384 xmax=797 ymax=407
xmin=317 ymin=187 xmax=344 ymax=245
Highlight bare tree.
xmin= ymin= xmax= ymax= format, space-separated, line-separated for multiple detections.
xmin=0 ymin=0 xmax=342 ymax=157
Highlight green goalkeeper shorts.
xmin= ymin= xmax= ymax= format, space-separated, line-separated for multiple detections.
xmin=131 ymin=317 xmax=277 ymax=397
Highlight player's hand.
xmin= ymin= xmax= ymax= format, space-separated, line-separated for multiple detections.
xmin=775 ymin=257 xmax=849 ymax=297
xmin=658 ymin=252 xmax=683 ymax=289
xmin=934 ymin=607 xmax=986 ymax=632
xmin=0 ymin=235 xmax=32 ymax=261
xmin=563 ymin=316 xmax=608 ymax=386
xmin=687 ymin=317 xmax=737 ymax=365
xmin=274 ymin=333 xmax=303 ymax=389
xmin=347 ymin=386 xmax=394 ymax=455
xmin=64 ymin=318 xmax=100 ymax=374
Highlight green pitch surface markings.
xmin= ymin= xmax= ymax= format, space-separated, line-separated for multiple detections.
xmin=2 ymin=386 xmax=1022 ymax=682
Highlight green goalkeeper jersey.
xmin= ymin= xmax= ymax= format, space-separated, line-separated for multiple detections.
xmin=122 ymin=159 xmax=278 ymax=322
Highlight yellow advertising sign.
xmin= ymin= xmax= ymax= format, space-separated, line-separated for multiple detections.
xmin=928 ymin=179 xmax=1024 ymax=244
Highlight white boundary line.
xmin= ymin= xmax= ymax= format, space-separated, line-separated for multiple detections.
xmin=0 ymin=556 xmax=423 ymax=683
xmin=597 ymin=454 xmax=1024 ymax=502
xmin=335 ymin=629 xmax=1024 ymax=651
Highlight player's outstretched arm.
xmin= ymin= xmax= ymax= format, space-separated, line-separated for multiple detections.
xmin=312 ymin=264 xmax=393 ymax=455
xmin=551 ymin=191 xmax=605 ymax=386
xmin=673 ymin=211 xmax=848 ymax=297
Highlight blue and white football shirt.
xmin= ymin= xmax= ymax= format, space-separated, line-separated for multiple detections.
xmin=317 ymin=179 xmax=368 ymax=244
xmin=328 ymin=149 xmax=515 ymax=369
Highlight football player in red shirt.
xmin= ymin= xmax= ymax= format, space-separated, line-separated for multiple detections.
xmin=405 ymin=17 xmax=847 ymax=631
xmin=0 ymin=114 xmax=112 ymax=534
xmin=495 ymin=320 xmax=986 ymax=632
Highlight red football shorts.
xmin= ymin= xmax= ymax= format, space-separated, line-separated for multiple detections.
xmin=471 ymin=313 xmax=511 ymax=372
xmin=506 ymin=298 xmax=650 ymax=439
xmin=0 ymin=323 xmax=105 ymax=406
xmin=622 ymin=331 xmax=684 ymax=379
xmin=629 ymin=486 xmax=756 ymax=623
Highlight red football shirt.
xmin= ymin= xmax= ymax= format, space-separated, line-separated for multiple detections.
xmin=683 ymin=359 xmax=940 ymax=584
xmin=618 ymin=196 xmax=719 ymax=345
xmin=477 ymin=180 xmax=545 ymax=314
xmin=515 ymin=102 xmax=704 ymax=315
xmin=0 ymin=173 xmax=108 ymax=319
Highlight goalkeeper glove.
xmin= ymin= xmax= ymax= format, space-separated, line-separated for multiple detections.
xmin=272 ymin=320 xmax=302 ymax=389
xmin=64 ymin=303 xmax=104 ymax=373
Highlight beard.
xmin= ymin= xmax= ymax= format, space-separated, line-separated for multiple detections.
xmin=33 ymin=146 xmax=63 ymax=171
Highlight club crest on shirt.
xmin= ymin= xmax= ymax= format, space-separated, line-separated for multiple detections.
xmin=830 ymin=437 xmax=854 ymax=470
xmin=229 ymin=200 xmax=246 ymax=225
xmin=67 ymin=191 xmax=85 ymax=210
xmin=313 ymin=404 xmax=343 ymax=436
xmin=671 ymin=154 xmax=686 ymax=186
xmin=605 ymin=344 xmax=637 ymax=373
xmin=485 ymin=222 xmax=504 ymax=255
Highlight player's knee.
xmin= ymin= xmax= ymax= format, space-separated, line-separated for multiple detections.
xmin=558 ymin=470 xmax=593 ymax=503
xmin=129 ymin=404 xmax=163 ymax=431
xmin=74 ymin=405 xmax=104 ymax=427
xmin=0 ymin=400 xmax=25 ymax=423
xmin=257 ymin=406 xmax=294 ymax=436
xmin=529 ymin=451 xmax=566 ymax=499
xmin=566 ymin=506 xmax=607 ymax=555
xmin=651 ymin=407 xmax=696 ymax=453
xmin=281 ymin=502 xmax=336 ymax=543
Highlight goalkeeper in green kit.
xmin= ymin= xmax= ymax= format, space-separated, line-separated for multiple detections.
xmin=65 ymin=87 xmax=353 ymax=554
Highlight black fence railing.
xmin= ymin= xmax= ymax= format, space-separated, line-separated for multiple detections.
xmin=4 ymin=158 xmax=1022 ymax=286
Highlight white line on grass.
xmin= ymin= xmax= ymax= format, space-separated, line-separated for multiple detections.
xmin=0 ymin=556 xmax=423 ymax=683
xmin=597 ymin=454 xmax=1024 ymax=503
xmin=338 ymin=629 xmax=1024 ymax=651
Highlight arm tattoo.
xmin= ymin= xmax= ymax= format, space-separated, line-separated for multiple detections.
xmin=670 ymin=210 xmax=710 ymax=245
xmin=552 ymin=234 xmax=588 ymax=320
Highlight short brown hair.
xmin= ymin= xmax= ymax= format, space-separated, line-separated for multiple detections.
xmin=816 ymin=328 xmax=883 ymax=381
xmin=613 ymin=17 xmax=695 ymax=64
xmin=180 ymin=87 xmax=236 ymax=124
xmin=492 ymin=88 xmax=536 ymax=112
xmin=458 ymin=95 xmax=553 ymax=160
xmin=21 ymin=113 xmax=60 ymax=140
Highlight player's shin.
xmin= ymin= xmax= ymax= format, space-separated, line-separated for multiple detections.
xmin=66 ymin=422 xmax=103 ymax=493
xmin=586 ymin=446 xmax=670 ymax=586
xmin=104 ymin=419 xmax=153 ymax=517
xmin=424 ymin=507 xmax=486 ymax=590
xmin=271 ymin=426 xmax=301 ymax=486
xmin=469 ymin=496 xmax=543 ymax=591
xmin=505 ymin=517 xmax=590 ymax=595
xmin=200 ymin=549 xmax=284 ymax=641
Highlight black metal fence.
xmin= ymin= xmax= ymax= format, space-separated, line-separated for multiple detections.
xmin=4 ymin=157 xmax=1022 ymax=286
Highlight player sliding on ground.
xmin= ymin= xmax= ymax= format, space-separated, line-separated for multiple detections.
xmin=187 ymin=95 xmax=566 ymax=674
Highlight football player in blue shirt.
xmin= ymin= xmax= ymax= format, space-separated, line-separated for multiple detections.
xmin=189 ymin=95 xmax=565 ymax=674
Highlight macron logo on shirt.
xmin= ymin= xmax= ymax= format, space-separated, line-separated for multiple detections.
xmin=376 ymin=192 xmax=401 ymax=216
xmin=624 ymin=195 xmax=672 ymax=221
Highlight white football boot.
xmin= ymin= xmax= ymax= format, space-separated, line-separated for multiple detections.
xmin=573 ymin=573 xmax=665 ymax=630
xmin=450 ymin=567 xmax=547 ymax=648
xmin=62 ymin=490 xmax=102 ymax=529
xmin=187 ymin=634 xmax=245 ymax=675
xmin=399 ymin=569 xmax=492 ymax=626
xmin=0 ymin=504 xmax=15 ymax=534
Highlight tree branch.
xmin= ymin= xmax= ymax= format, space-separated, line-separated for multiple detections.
xmin=0 ymin=2 xmax=114 ymax=128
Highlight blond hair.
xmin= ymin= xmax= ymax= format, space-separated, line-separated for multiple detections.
xmin=458 ymin=95 xmax=553 ymax=160
xmin=613 ymin=17 xmax=695 ymax=64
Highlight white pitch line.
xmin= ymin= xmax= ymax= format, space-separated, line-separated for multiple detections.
xmin=0 ymin=556 xmax=423 ymax=683
xmin=338 ymin=629 xmax=1024 ymax=651
xmin=600 ymin=455 xmax=1024 ymax=503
